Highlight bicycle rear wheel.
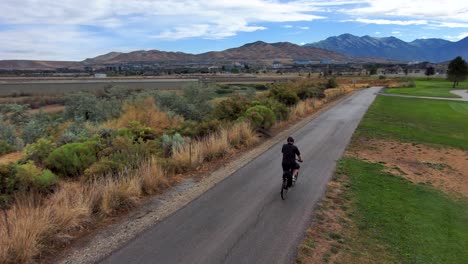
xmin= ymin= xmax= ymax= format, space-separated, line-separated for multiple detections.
xmin=281 ymin=178 xmax=288 ymax=200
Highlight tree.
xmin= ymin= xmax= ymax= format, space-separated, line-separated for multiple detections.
xmin=425 ymin=66 xmax=435 ymax=79
xmin=447 ymin=56 xmax=468 ymax=88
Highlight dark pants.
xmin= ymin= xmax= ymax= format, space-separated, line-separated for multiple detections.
xmin=282 ymin=162 xmax=300 ymax=187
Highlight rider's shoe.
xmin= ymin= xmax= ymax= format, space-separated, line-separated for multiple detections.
xmin=292 ymin=176 xmax=297 ymax=183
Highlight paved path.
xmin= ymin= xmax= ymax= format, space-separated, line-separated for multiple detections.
xmin=450 ymin=90 xmax=468 ymax=101
xmin=101 ymin=87 xmax=382 ymax=264
xmin=378 ymin=90 xmax=468 ymax=102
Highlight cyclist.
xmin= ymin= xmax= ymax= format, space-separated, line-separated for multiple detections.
xmin=281 ymin=136 xmax=303 ymax=185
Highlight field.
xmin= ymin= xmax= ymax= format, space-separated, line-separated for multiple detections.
xmin=386 ymin=79 xmax=468 ymax=98
xmin=297 ymin=94 xmax=468 ymax=264
xmin=337 ymin=158 xmax=468 ymax=263
xmin=355 ymin=96 xmax=468 ymax=149
xmin=0 ymin=79 xmax=198 ymax=96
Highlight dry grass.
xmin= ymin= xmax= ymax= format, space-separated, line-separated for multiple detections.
xmin=107 ymin=97 xmax=181 ymax=133
xmin=0 ymin=195 xmax=55 ymax=264
xmin=172 ymin=122 xmax=257 ymax=170
xmin=0 ymin=156 xmax=171 ymax=263
xmin=227 ymin=122 xmax=257 ymax=147
xmin=140 ymin=157 xmax=170 ymax=195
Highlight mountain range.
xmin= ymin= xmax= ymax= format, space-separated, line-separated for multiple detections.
xmin=305 ymin=34 xmax=468 ymax=63
xmin=0 ymin=41 xmax=391 ymax=70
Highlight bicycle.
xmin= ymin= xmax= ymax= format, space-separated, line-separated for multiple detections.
xmin=281 ymin=160 xmax=302 ymax=200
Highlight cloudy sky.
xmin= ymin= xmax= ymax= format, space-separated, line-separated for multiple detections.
xmin=1 ymin=0 xmax=468 ymax=61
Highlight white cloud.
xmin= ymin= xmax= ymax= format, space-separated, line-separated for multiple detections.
xmin=375 ymin=31 xmax=381 ymax=34
xmin=299 ymin=26 xmax=310 ymax=30
xmin=0 ymin=0 xmax=342 ymax=59
xmin=283 ymin=25 xmax=294 ymax=28
xmin=434 ymin=22 xmax=468 ymax=28
xmin=444 ymin=32 xmax=468 ymax=41
xmin=391 ymin=31 xmax=401 ymax=35
xmin=343 ymin=0 xmax=468 ymax=21
xmin=351 ymin=18 xmax=427 ymax=26
xmin=0 ymin=26 xmax=112 ymax=60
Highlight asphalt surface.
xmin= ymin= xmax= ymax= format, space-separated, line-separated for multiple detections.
xmin=101 ymin=87 xmax=381 ymax=264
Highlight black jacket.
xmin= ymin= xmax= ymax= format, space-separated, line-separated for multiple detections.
xmin=281 ymin=143 xmax=300 ymax=164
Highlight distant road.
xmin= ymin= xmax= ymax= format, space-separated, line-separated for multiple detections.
xmin=101 ymin=87 xmax=382 ymax=264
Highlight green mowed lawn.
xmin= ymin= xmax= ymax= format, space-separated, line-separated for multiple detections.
xmin=386 ymin=79 xmax=468 ymax=98
xmin=339 ymin=158 xmax=468 ymax=264
xmin=356 ymin=95 xmax=468 ymax=150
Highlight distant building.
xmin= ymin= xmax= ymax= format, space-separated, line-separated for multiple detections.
xmin=94 ymin=73 xmax=107 ymax=78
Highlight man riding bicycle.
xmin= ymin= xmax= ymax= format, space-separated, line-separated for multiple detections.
xmin=281 ymin=136 xmax=303 ymax=186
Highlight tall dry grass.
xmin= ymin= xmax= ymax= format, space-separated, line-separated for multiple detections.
xmin=172 ymin=122 xmax=257 ymax=170
xmin=107 ymin=97 xmax=181 ymax=133
xmin=0 ymin=157 xmax=169 ymax=264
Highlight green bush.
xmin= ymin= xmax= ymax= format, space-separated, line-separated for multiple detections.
xmin=325 ymin=78 xmax=338 ymax=89
xmin=16 ymin=161 xmax=58 ymax=192
xmin=0 ymin=140 xmax=15 ymax=155
xmin=21 ymin=111 xmax=56 ymax=144
xmin=242 ymin=105 xmax=276 ymax=129
xmin=0 ymin=164 xmax=17 ymax=200
xmin=269 ymin=85 xmax=299 ymax=106
xmin=125 ymin=121 xmax=158 ymax=141
xmin=97 ymin=136 xmax=157 ymax=173
xmin=251 ymin=98 xmax=289 ymax=121
xmin=212 ymin=95 xmax=251 ymax=121
xmin=23 ymin=137 xmax=57 ymax=165
xmin=162 ymin=133 xmax=185 ymax=157
xmin=177 ymin=119 xmax=223 ymax=138
xmin=152 ymin=84 xmax=214 ymax=121
xmin=295 ymin=86 xmax=326 ymax=99
xmin=46 ymin=140 xmax=99 ymax=177
xmin=59 ymin=121 xmax=90 ymax=144
xmin=254 ymin=84 xmax=268 ymax=91
xmin=84 ymin=158 xmax=122 ymax=180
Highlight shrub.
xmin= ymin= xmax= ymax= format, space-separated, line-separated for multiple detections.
xmin=269 ymin=84 xmax=299 ymax=106
xmin=254 ymin=84 xmax=268 ymax=91
xmin=21 ymin=111 xmax=55 ymax=144
xmin=16 ymin=161 xmax=58 ymax=192
xmin=59 ymin=121 xmax=90 ymax=144
xmin=0 ymin=140 xmax=15 ymax=155
xmin=251 ymin=98 xmax=289 ymax=121
xmin=113 ymin=97 xmax=177 ymax=135
xmin=0 ymin=119 xmax=17 ymax=146
xmin=23 ymin=137 xmax=57 ymax=165
xmin=177 ymin=119 xmax=223 ymax=138
xmin=0 ymin=164 xmax=17 ymax=198
xmin=325 ymin=78 xmax=338 ymax=89
xmin=5 ymin=104 xmax=30 ymax=125
xmin=212 ymin=95 xmax=251 ymax=121
xmin=152 ymin=84 xmax=214 ymax=121
xmin=242 ymin=105 xmax=276 ymax=129
xmin=64 ymin=92 xmax=121 ymax=122
xmin=125 ymin=121 xmax=158 ymax=142
xmin=162 ymin=133 xmax=185 ymax=157
xmin=46 ymin=141 xmax=99 ymax=177
xmin=84 ymin=158 xmax=122 ymax=180
xmin=379 ymin=75 xmax=386 ymax=80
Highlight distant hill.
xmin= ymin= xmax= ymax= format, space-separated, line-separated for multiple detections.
xmin=0 ymin=60 xmax=83 ymax=70
xmin=305 ymin=34 xmax=468 ymax=62
xmin=0 ymin=40 xmax=393 ymax=70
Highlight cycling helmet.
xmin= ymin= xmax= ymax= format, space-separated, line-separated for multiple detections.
xmin=287 ymin=136 xmax=294 ymax=143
